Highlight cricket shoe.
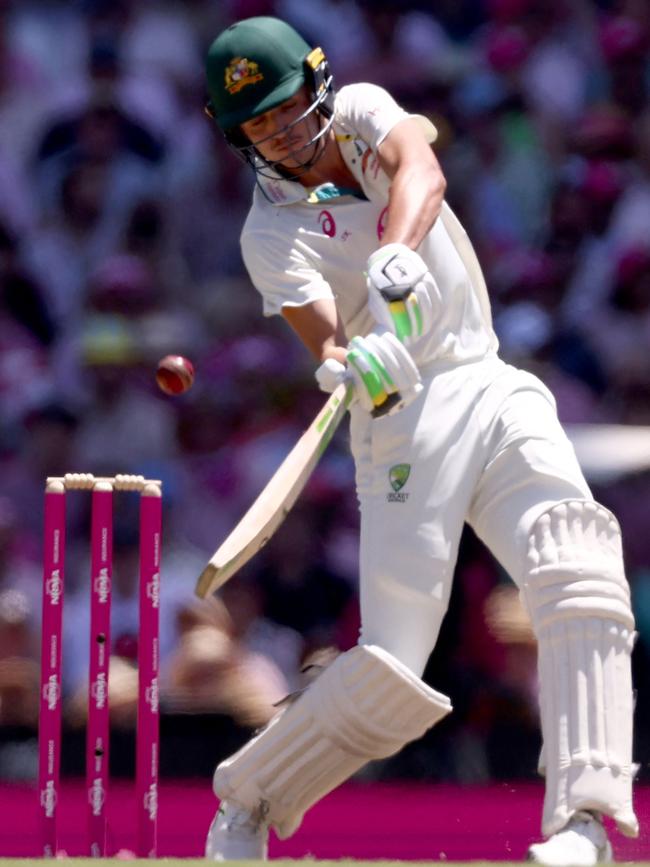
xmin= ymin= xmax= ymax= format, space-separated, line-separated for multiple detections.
xmin=528 ymin=811 xmax=613 ymax=866
xmin=205 ymin=800 xmax=269 ymax=861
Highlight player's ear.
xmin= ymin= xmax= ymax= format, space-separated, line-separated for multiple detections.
xmin=227 ymin=126 xmax=252 ymax=148
xmin=205 ymin=100 xmax=251 ymax=152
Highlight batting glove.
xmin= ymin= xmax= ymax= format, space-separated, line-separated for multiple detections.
xmin=366 ymin=243 xmax=439 ymax=346
xmin=315 ymin=331 xmax=422 ymax=418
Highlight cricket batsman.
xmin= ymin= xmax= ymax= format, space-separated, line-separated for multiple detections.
xmin=201 ymin=16 xmax=638 ymax=865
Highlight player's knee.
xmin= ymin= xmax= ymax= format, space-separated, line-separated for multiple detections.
xmin=212 ymin=645 xmax=452 ymax=839
xmin=521 ymin=499 xmax=635 ymax=632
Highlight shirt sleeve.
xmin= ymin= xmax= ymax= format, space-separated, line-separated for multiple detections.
xmin=335 ymin=82 xmax=437 ymax=149
xmin=241 ymin=228 xmax=334 ymax=318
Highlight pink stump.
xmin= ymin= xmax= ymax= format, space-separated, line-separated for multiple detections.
xmin=86 ymin=482 xmax=113 ymax=857
xmin=136 ymin=483 xmax=162 ymax=857
xmin=38 ymin=480 xmax=66 ymax=858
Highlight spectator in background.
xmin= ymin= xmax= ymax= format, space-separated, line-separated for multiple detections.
xmin=0 ymin=222 xmax=55 ymax=428
xmin=255 ymin=510 xmax=354 ymax=660
xmin=217 ymin=575 xmax=303 ymax=692
xmin=26 ymin=159 xmax=125 ymax=335
xmin=0 ymin=403 xmax=81 ymax=542
xmin=169 ymin=131 xmax=252 ymax=288
xmin=0 ymin=497 xmax=40 ymax=619
xmin=73 ymin=323 xmax=177 ymax=472
xmin=559 ymin=153 xmax=629 ymax=334
xmin=579 ymin=245 xmax=650 ymax=423
xmin=608 ymin=109 xmax=650 ymax=255
xmin=33 ymin=95 xmax=164 ymax=238
xmin=165 ymin=595 xmax=287 ymax=729
xmin=121 ymin=198 xmax=189 ymax=303
xmin=0 ymin=0 xmax=43 ymax=234
xmin=0 ymin=588 xmax=39 ymax=779
xmin=598 ymin=13 xmax=649 ymax=118
xmin=0 ymin=221 xmax=55 ymax=348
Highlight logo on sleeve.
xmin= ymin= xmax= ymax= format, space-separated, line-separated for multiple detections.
xmin=361 ymin=148 xmax=380 ymax=179
xmin=387 ymin=463 xmax=410 ymax=502
xmin=377 ymin=206 xmax=388 ymax=240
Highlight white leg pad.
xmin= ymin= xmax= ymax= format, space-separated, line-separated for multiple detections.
xmin=522 ymin=500 xmax=638 ymax=838
xmin=212 ymin=644 xmax=452 ymax=839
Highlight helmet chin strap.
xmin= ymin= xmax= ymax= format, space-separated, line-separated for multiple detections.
xmin=225 ymin=77 xmax=335 ymax=183
xmin=252 ymin=111 xmax=334 ymax=180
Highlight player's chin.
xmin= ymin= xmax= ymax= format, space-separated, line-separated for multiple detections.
xmin=277 ymin=158 xmax=305 ymax=172
xmin=278 ymin=149 xmax=322 ymax=175
xmin=272 ymin=145 xmax=306 ymax=167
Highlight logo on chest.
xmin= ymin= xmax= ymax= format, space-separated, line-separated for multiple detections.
xmin=316 ymin=206 xmax=388 ymax=241
xmin=318 ymin=210 xmax=336 ymax=237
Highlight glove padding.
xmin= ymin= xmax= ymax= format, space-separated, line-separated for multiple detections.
xmin=366 ymin=243 xmax=439 ymax=346
xmin=315 ymin=331 xmax=422 ymax=417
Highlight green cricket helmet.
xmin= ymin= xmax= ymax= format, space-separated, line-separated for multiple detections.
xmin=205 ymin=16 xmax=334 ymax=176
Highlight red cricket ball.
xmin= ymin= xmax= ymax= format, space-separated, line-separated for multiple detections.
xmin=156 ymin=355 xmax=195 ymax=395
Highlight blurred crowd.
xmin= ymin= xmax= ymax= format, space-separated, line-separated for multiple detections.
xmin=1 ymin=0 xmax=649 ymax=785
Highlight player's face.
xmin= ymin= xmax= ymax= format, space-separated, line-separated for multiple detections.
xmin=240 ymin=87 xmax=322 ymax=170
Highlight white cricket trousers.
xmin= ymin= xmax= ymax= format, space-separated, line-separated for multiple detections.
xmin=350 ymin=355 xmax=591 ymax=676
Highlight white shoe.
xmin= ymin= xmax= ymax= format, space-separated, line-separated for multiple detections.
xmin=205 ymin=800 xmax=269 ymax=861
xmin=528 ymin=811 xmax=613 ymax=866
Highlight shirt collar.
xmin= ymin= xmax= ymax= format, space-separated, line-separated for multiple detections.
xmin=256 ymin=167 xmax=306 ymax=204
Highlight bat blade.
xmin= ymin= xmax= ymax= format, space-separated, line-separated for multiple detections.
xmin=195 ymin=382 xmax=353 ymax=598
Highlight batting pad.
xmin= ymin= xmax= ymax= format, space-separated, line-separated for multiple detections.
xmin=522 ymin=500 xmax=638 ymax=838
xmin=212 ymin=644 xmax=452 ymax=839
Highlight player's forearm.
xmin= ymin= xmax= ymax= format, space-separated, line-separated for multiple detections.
xmin=321 ymin=342 xmax=348 ymax=364
xmin=380 ymin=162 xmax=446 ymax=250
xmin=282 ymin=299 xmax=347 ymax=364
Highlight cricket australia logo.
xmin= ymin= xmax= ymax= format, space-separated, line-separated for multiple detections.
xmin=224 ymin=57 xmax=263 ymax=94
xmin=387 ymin=463 xmax=411 ymax=503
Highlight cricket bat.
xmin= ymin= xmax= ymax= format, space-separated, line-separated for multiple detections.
xmin=195 ymin=382 xmax=354 ymax=598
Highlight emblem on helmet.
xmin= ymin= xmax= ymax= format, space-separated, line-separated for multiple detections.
xmin=224 ymin=57 xmax=263 ymax=94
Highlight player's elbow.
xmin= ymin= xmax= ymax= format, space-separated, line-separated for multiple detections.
xmin=399 ymin=160 xmax=445 ymax=205
xmin=435 ymin=169 xmax=447 ymax=200
xmin=426 ymin=162 xmax=446 ymax=202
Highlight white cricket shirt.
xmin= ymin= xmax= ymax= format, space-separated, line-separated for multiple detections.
xmin=241 ymin=82 xmax=498 ymax=365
